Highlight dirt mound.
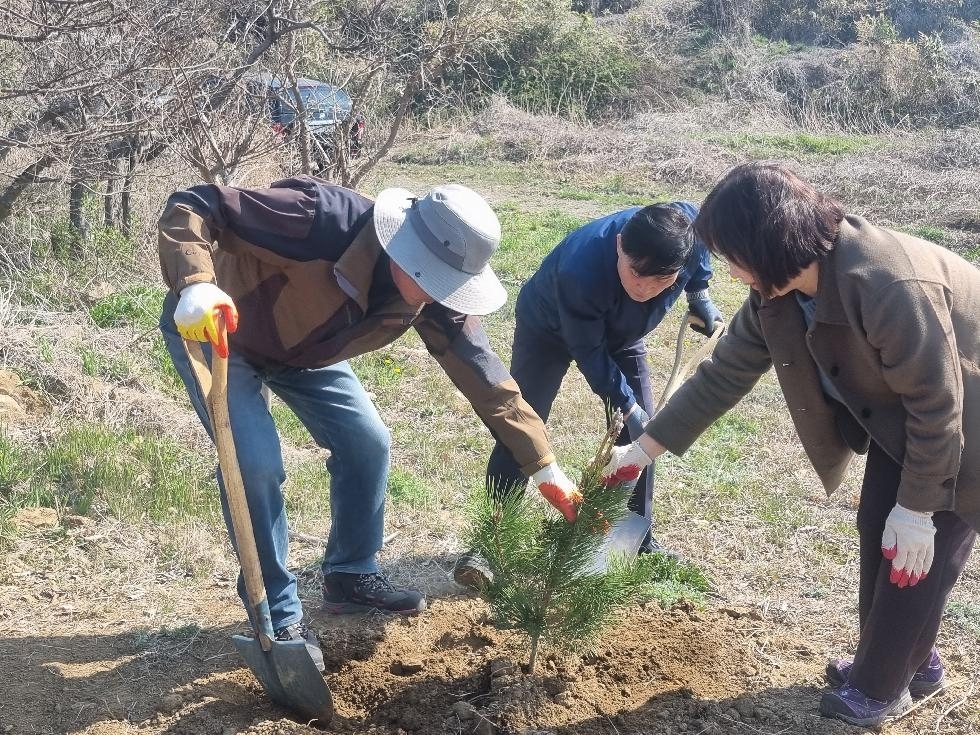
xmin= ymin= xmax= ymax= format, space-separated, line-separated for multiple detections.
xmin=0 ymin=369 xmax=49 ymax=424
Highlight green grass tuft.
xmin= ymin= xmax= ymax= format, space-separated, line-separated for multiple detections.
xmin=388 ymin=466 xmax=434 ymax=509
xmin=89 ymin=286 xmax=167 ymax=329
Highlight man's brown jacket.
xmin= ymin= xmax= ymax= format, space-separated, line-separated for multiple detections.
xmin=159 ymin=176 xmax=553 ymax=476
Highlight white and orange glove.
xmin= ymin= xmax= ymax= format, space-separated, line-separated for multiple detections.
xmin=600 ymin=441 xmax=653 ymax=487
xmin=174 ymin=283 xmax=239 ymax=358
xmin=531 ymin=463 xmax=582 ymax=523
xmin=881 ymin=504 xmax=936 ymax=588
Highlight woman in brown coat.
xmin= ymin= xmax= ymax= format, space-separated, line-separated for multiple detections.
xmin=602 ymin=161 xmax=979 ymax=728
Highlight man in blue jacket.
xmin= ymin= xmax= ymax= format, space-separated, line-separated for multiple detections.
xmin=457 ymin=203 xmax=721 ymax=585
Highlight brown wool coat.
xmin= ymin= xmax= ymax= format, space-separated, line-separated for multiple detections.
xmin=646 ymin=215 xmax=980 ymax=532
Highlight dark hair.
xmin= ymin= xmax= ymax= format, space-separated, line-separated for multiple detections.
xmin=620 ymin=204 xmax=694 ymax=277
xmin=694 ymin=161 xmax=844 ymax=296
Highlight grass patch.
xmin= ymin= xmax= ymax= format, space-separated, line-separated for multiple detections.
xmin=387 ymin=466 xmax=434 ymax=509
xmin=494 ymin=203 xmax=587 ymax=284
xmin=0 ymin=425 xmax=216 ymax=524
xmin=350 ymin=350 xmax=413 ymax=395
xmin=271 ymin=401 xmax=313 ymax=448
xmin=285 ymin=460 xmax=332 ymax=520
xmin=89 ymin=286 xmax=167 ymax=329
xmin=635 ymin=551 xmax=711 ymax=608
xmin=944 ymin=600 xmax=980 ymax=639
xmin=554 ymin=175 xmax=674 ymax=209
xmin=714 ymin=132 xmax=873 ymax=157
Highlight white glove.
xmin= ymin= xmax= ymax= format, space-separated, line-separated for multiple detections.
xmin=600 ymin=441 xmax=653 ymax=487
xmin=174 ymin=283 xmax=238 ymax=358
xmin=531 ymin=463 xmax=581 ymax=523
xmin=881 ymin=503 xmax=936 ymax=588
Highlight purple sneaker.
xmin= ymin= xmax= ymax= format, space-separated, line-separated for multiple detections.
xmin=820 ymin=683 xmax=913 ymax=727
xmin=826 ymin=649 xmax=945 ymax=698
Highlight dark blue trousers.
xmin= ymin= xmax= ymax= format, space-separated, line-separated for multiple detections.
xmin=485 ymin=312 xmax=655 ymax=542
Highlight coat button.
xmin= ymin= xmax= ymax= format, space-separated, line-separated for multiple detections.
xmin=943 ymin=478 xmax=956 ymax=490
xmin=861 ymin=408 xmax=872 ymax=418
xmin=830 ymin=365 xmax=840 ymax=377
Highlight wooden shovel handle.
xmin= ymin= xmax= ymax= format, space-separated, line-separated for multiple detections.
xmin=184 ymin=324 xmax=275 ymax=651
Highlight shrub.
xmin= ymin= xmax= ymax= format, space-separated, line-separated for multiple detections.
xmin=486 ymin=8 xmax=639 ymax=119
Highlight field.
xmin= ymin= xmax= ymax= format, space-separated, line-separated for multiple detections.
xmin=1 ymin=98 xmax=980 ymax=735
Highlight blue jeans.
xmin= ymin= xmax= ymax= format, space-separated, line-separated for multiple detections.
xmin=485 ymin=302 xmax=655 ymax=541
xmin=160 ymin=295 xmax=390 ymax=629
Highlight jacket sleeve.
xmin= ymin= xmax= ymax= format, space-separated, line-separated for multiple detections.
xmin=684 ymin=242 xmax=714 ymax=294
xmin=862 ymin=279 xmax=963 ymax=513
xmin=645 ymin=292 xmax=772 ymax=453
xmin=413 ymin=307 xmax=555 ymax=476
xmin=555 ymin=273 xmax=636 ymax=413
xmin=158 ymin=186 xmax=227 ymax=293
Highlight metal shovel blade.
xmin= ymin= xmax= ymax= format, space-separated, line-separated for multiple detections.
xmin=232 ymin=635 xmax=335 ymax=725
xmin=584 ymin=510 xmax=651 ymax=574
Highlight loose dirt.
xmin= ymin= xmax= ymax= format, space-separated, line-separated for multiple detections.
xmin=2 ymin=511 xmax=976 ymax=735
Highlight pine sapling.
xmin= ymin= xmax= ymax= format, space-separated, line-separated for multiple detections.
xmin=467 ymin=412 xmax=657 ymax=673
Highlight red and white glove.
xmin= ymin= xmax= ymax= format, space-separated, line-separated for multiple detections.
xmin=174 ymin=283 xmax=239 ymax=358
xmin=881 ymin=503 xmax=936 ymax=588
xmin=531 ymin=463 xmax=582 ymax=523
xmin=600 ymin=441 xmax=653 ymax=487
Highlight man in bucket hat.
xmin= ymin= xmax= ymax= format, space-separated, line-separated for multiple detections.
xmin=157 ymin=175 xmax=579 ymax=671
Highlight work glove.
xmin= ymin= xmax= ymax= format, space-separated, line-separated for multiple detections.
xmin=686 ymin=289 xmax=723 ymax=337
xmin=174 ymin=282 xmax=239 ymax=358
xmin=881 ymin=503 xmax=936 ymax=588
xmin=531 ymin=463 xmax=582 ymax=523
xmin=624 ymin=404 xmax=650 ymax=442
xmin=600 ymin=441 xmax=653 ymax=487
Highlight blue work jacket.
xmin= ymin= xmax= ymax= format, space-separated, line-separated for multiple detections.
xmin=516 ymin=202 xmax=713 ymax=412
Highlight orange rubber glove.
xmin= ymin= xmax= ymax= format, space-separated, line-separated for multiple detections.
xmin=531 ymin=463 xmax=582 ymax=523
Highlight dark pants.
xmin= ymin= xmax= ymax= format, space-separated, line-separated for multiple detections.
xmin=485 ymin=316 xmax=655 ymax=540
xmin=849 ymin=442 xmax=976 ymax=700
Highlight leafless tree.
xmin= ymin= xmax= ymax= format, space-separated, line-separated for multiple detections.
xmin=0 ymin=0 xmax=526 ymax=246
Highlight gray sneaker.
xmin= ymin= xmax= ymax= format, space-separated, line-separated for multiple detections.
xmin=453 ymin=552 xmax=493 ymax=589
xmin=274 ymin=620 xmax=325 ymax=673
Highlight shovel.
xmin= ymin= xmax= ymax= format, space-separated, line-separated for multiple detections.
xmin=184 ymin=325 xmax=334 ymax=725
xmin=591 ymin=313 xmax=727 ymax=571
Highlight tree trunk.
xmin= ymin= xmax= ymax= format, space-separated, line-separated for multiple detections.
xmin=68 ymin=179 xmax=90 ymax=253
xmin=0 ymin=156 xmax=54 ymax=224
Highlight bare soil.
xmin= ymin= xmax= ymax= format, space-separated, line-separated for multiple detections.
xmin=2 ymin=505 xmax=977 ymax=735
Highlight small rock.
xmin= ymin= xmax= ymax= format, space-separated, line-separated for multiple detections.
xmin=620 ymin=687 xmax=631 ymax=697
xmin=554 ymin=692 xmax=573 ymax=707
xmin=754 ymin=707 xmax=773 ymax=721
xmin=390 ymin=658 xmax=424 ymax=676
xmin=725 ymin=707 xmax=741 ymax=721
xmin=450 ymin=702 xmax=477 ymax=721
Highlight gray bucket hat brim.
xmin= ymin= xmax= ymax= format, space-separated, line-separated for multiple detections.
xmin=373 ymin=186 xmax=507 ymax=316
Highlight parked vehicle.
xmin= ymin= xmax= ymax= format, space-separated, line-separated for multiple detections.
xmin=262 ymin=76 xmax=364 ymax=160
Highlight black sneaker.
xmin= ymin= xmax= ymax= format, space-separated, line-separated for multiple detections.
xmin=322 ymin=572 xmax=426 ymax=615
xmin=274 ymin=620 xmax=325 ymax=673
xmin=453 ymin=552 xmax=493 ymax=589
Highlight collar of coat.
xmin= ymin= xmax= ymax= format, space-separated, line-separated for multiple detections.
xmin=763 ymin=215 xmax=867 ymax=327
